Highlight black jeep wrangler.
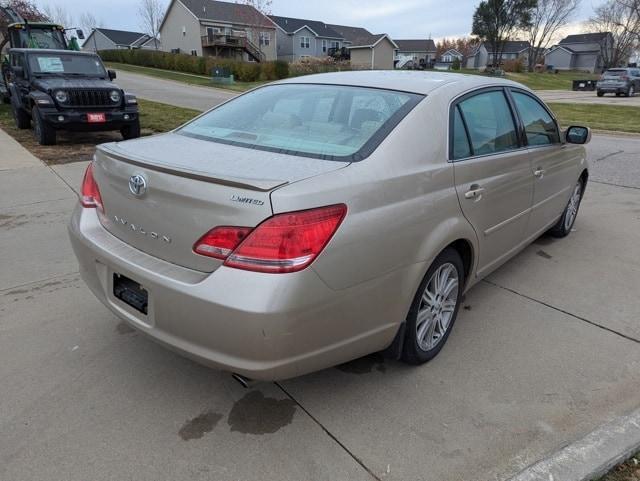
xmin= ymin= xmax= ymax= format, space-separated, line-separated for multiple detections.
xmin=6 ymin=48 xmax=140 ymax=145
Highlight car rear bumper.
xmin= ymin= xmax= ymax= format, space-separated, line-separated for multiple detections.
xmin=596 ymin=83 xmax=629 ymax=93
xmin=68 ymin=204 xmax=409 ymax=380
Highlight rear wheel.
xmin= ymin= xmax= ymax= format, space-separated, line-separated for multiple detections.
xmin=596 ymin=90 xmax=604 ymax=97
xmin=12 ymin=102 xmax=30 ymax=129
xmin=32 ymin=106 xmax=56 ymax=145
xmin=402 ymin=248 xmax=464 ymax=365
xmin=121 ymin=120 xmax=141 ymax=140
xmin=549 ymin=179 xmax=584 ymax=238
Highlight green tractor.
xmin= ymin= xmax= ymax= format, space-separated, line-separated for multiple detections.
xmin=1 ymin=4 xmax=84 ymax=101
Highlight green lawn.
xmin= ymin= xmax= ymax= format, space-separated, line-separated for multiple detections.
xmin=547 ymin=102 xmax=640 ymax=134
xmin=105 ymin=62 xmax=267 ymax=92
xmin=441 ymin=68 xmax=599 ymax=90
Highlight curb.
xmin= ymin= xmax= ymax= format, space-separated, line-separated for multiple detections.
xmin=508 ymin=407 xmax=640 ymax=481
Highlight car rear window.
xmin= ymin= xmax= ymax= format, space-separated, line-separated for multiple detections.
xmin=603 ymin=69 xmax=627 ymax=77
xmin=178 ymin=84 xmax=424 ymax=161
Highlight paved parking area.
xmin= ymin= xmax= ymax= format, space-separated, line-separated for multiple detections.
xmin=1 ymin=128 xmax=639 ymax=481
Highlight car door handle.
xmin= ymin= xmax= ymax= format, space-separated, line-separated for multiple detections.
xmin=534 ymin=168 xmax=546 ymax=178
xmin=464 ymin=186 xmax=485 ymax=199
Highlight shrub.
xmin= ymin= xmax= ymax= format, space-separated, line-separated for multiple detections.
xmin=98 ymin=49 xmax=289 ymax=82
xmin=451 ymin=57 xmax=461 ymax=70
xmin=503 ymin=58 xmax=525 ymax=73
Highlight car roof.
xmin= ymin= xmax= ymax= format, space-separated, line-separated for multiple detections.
xmin=275 ymin=70 xmax=527 ymax=96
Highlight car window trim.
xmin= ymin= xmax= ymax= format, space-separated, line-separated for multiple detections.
xmin=448 ymin=86 xmax=523 ymax=162
xmin=505 ymin=87 xmax=562 ymax=149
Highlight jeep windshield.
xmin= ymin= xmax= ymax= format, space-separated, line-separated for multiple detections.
xmin=27 ymin=53 xmax=107 ymax=77
xmin=178 ymin=84 xmax=423 ymax=161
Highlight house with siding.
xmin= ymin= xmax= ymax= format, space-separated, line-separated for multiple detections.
xmin=328 ymin=24 xmax=397 ymax=69
xmin=269 ymin=15 xmax=344 ymax=62
xmin=544 ymin=32 xmax=614 ymax=73
xmin=158 ymin=0 xmax=277 ymax=61
xmin=466 ymin=41 xmax=529 ymax=68
xmin=394 ymin=39 xmax=437 ymax=68
xmin=82 ymin=28 xmax=158 ymax=52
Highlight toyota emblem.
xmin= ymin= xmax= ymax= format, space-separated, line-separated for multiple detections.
xmin=129 ymin=174 xmax=147 ymax=197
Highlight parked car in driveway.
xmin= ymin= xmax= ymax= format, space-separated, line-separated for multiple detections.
xmin=596 ymin=67 xmax=640 ymax=97
xmin=6 ymin=49 xmax=140 ymax=145
xmin=68 ymin=71 xmax=591 ymax=381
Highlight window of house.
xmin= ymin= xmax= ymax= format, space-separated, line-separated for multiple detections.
xmin=259 ymin=31 xmax=270 ymax=46
xmin=190 ymin=50 xmax=198 ymax=56
xmin=455 ymin=90 xmax=519 ymax=157
xmin=511 ymin=91 xmax=560 ymax=146
xmin=300 ymin=36 xmax=310 ymax=48
xmin=322 ymin=39 xmax=327 ymax=53
xmin=331 ymin=41 xmax=340 ymax=49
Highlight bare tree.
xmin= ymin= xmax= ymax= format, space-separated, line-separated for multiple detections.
xmin=525 ymin=0 xmax=580 ymax=70
xmin=43 ymin=4 xmax=73 ymax=28
xmin=137 ymin=0 xmax=163 ymax=50
xmin=237 ymin=0 xmax=273 ymax=15
xmin=589 ymin=0 xmax=639 ymax=68
xmin=79 ymin=12 xmax=100 ymax=34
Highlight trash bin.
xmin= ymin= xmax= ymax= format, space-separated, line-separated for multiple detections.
xmin=211 ymin=66 xmax=234 ymax=85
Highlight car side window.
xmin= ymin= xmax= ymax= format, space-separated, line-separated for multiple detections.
xmin=511 ymin=91 xmax=560 ymax=146
xmin=457 ymin=90 xmax=519 ymax=156
xmin=452 ymin=106 xmax=471 ymax=160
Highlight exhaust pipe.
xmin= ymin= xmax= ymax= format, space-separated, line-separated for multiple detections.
xmin=231 ymin=373 xmax=255 ymax=389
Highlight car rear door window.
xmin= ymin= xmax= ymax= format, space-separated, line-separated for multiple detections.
xmin=451 ymin=106 xmax=471 ymax=160
xmin=511 ymin=91 xmax=560 ymax=146
xmin=457 ymin=90 xmax=519 ymax=156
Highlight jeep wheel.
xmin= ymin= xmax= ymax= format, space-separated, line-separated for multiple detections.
xmin=12 ymin=103 xmax=30 ymax=129
xmin=32 ymin=106 xmax=56 ymax=145
xmin=121 ymin=120 xmax=141 ymax=140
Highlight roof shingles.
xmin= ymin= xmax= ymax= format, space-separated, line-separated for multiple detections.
xmin=179 ymin=0 xmax=275 ymax=28
xmin=268 ymin=15 xmax=342 ymax=38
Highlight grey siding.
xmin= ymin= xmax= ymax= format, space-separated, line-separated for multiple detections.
xmin=82 ymin=30 xmax=117 ymax=52
xmin=545 ymin=49 xmax=574 ymax=70
xmin=350 ymin=38 xmax=395 ymax=70
xmin=160 ymin=0 xmax=202 ymax=55
xmin=275 ymin=28 xmax=293 ymax=61
xmin=574 ymin=53 xmax=599 ymax=72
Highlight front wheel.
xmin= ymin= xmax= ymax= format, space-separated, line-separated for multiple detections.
xmin=596 ymin=90 xmax=604 ymax=97
xmin=121 ymin=120 xmax=141 ymax=140
xmin=32 ymin=106 xmax=56 ymax=145
xmin=402 ymin=248 xmax=464 ymax=365
xmin=549 ymin=179 xmax=584 ymax=238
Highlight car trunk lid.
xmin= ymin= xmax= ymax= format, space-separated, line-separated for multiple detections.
xmin=93 ymin=133 xmax=348 ymax=272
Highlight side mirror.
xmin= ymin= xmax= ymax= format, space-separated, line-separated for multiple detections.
xmin=12 ymin=66 xmax=24 ymax=79
xmin=108 ymin=69 xmax=117 ymax=81
xmin=565 ymin=126 xmax=591 ymax=145
xmin=77 ymin=29 xmax=85 ymax=40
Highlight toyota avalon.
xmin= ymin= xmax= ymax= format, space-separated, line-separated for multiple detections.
xmin=68 ymin=71 xmax=590 ymax=381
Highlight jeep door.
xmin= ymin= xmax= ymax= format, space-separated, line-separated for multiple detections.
xmin=451 ymin=88 xmax=534 ymax=278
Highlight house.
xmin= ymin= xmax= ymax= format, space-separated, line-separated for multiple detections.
xmin=81 ymin=28 xmax=158 ymax=52
xmin=394 ymin=39 xmax=436 ymax=68
xmin=328 ymin=24 xmax=397 ymax=69
xmin=269 ymin=15 xmax=344 ymax=62
xmin=439 ymin=48 xmax=463 ymax=64
xmin=466 ymin=41 xmax=529 ymax=68
xmin=159 ymin=0 xmax=277 ymax=61
xmin=544 ymin=32 xmax=614 ymax=73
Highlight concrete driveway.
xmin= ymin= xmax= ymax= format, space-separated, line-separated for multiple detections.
xmin=1 ymin=125 xmax=639 ymax=481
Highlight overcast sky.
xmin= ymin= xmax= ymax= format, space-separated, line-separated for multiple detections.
xmin=39 ymin=0 xmax=599 ymax=40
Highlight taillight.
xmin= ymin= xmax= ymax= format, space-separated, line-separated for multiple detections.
xmin=622 ymin=75 xmax=629 ymax=80
xmin=80 ymin=162 xmax=103 ymax=210
xmin=193 ymin=204 xmax=347 ymax=273
xmin=193 ymin=226 xmax=252 ymax=259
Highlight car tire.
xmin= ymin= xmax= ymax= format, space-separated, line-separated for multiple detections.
xmin=596 ymin=90 xmax=604 ymax=97
xmin=12 ymin=103 xmax=31 ymax=129
xmin=401 ymin=247 xmax=464 ymax=365
xmin=121 ymin=120 xmax=141 ymax=140
xmin=627 ymin=85 xmax=635 ymax=97
xmin=548 ymin=178 xmax=584 ymax=238
xmin=32 ymin=106 xmax=56 ymax=145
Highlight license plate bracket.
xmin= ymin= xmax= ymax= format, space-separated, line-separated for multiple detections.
xmin=87 ymin=112 xmax=106 ymax=123
xmin=113 ymin=273 xmax=148 ymax=315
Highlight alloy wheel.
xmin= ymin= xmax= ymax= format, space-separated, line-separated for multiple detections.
xmin=564 ymin=182 xmax=582 ymax=231
xmin=416 ymin=262 xmax=459 ymax=351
